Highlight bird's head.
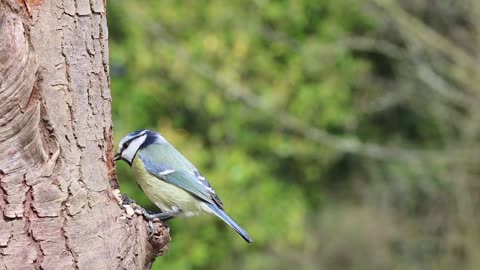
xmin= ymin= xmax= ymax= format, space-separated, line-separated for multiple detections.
xmin=114 ymin=129 xmax=165 ymax=165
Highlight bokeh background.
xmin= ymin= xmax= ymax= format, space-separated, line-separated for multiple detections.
xmin=108 ymin=0 xmax=480 ymax=269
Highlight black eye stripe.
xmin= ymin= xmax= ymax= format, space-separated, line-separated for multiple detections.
xmin=122 ymin=135 xmax=142 ymax=150
xmin=121 ymin=132 xmax=148 ymax=152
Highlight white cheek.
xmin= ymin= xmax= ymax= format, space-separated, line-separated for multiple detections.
xmin=122 ymin=147 xmax=137 ymax=162
xmin=122 ymin=135 xmax=147 ymax=162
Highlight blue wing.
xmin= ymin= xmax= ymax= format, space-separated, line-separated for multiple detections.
xmin=138 ymin=143 xmax=224 ymax=209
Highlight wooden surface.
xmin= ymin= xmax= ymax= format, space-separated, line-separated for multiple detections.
xmin=0 ymin=1 xmax=169 ymax=269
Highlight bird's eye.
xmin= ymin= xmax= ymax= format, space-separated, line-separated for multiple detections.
xmin=123 ymin=142 xmax=130 ymax=149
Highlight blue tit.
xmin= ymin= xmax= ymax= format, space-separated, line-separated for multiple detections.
xmin=114 ymin=130 xmax=253 ymax=243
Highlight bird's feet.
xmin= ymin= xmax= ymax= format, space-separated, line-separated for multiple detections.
xmin=121 ymin=193 xmax=136 ymax=205
xmin=112 ymin=191 xmax=139 ymax=218
xmin=112 ymin=190 xmax=177 ymax=237
xmin=141 ymin=208 xmax=180 ymax=237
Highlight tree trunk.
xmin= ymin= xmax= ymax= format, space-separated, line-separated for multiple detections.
xmin=0 ymin=1 xmax=169 ymax=269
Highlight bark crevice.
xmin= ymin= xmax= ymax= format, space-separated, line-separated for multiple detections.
xmin=0 ymin=2 xmax=170 ymax=269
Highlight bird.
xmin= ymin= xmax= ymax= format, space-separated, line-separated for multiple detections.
xmin=114 ymin=129 xmax=253 ymax=243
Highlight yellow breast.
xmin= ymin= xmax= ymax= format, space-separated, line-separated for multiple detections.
xmin=131 ymin=157 xmax=204 ymax=215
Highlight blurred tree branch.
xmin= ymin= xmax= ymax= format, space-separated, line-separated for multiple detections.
xmin=371 ymin=0 xmax=480 ymax=91
xmin=147 ymin=22 xmax=479 ymax=164
xmin=108 ymin=1 xmax=480 ymax=268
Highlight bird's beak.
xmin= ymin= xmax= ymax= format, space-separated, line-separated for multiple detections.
xmin=114 ymin=153 xmax=121 ymax=161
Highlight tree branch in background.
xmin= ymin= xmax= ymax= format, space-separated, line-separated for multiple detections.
xmin=371 ymin=0 xmax=480 ymax=90
xmin=148 ymin=24 xmax=478 ymax=163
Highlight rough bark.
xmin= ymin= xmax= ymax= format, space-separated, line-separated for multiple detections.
xmin=0 ymin=1 xmax=170 ymax=269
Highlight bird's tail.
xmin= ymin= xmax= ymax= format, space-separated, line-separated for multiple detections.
xmin=206 ymin=203 xmax=253 ymax=243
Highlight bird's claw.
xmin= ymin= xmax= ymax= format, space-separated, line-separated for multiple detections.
xmin=121 ymin=193 xmax=136 ymax=205
xmin=140 ymin=208 xmax=179 ymax=237
xmin=140 ymin=208 xmax=156 ymax=237
xmin=148 ymin=219 xmax=155 ymax=238
xmin=116 ymin=192 xmax=175 ymax=237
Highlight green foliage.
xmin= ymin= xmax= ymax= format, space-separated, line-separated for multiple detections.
xmin=108 ymin=0 xmax=479 ymax=269
xmin=109 ymin=2 xmax=370 ymax=268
